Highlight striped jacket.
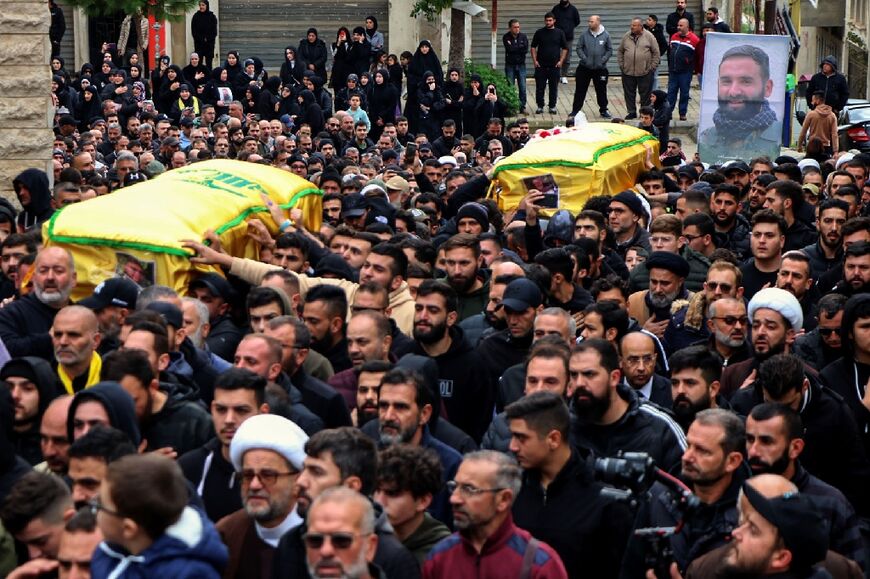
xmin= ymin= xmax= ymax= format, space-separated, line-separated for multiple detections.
xmin=668 ymin=31 xmax=699 ymax=74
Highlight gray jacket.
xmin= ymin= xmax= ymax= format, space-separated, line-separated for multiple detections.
xmin=576 ymin=26 xmax=612 ymax=70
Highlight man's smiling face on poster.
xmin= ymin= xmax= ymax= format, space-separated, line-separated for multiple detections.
xmin=717 ymin=51 xmax=774 ymax=119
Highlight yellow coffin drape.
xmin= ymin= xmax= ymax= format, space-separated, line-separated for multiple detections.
xmin=489 ymin=123 xmax=659 ymax=216
xmin=44 ymin=159 xmax=323 ymax=300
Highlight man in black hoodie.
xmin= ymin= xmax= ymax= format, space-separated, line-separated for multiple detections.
xmin=0 ymin=247 xmax=76 ymax=360
xmin=66 ymin=381 xmax=141 ymax=446
xmin=12 ymin=168 xmax=54 ymax=232
xmin=411 ymin=280 xmax=492 ymax=443
xmin=2 ymin=357 xmax=65 ymax=465
xmin=101 ymin=348 xmax=212 ymax=457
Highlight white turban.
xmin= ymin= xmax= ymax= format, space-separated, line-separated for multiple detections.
xmin=229 ymin=414 xmax=308 ymax=471
xmin=747 ymin=287 xmax=803 ymax=331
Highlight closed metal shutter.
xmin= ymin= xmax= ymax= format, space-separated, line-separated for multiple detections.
xmin=218 ymin=1 xmax=389 ymax=73
xmin=471 ymin=0 xmax=703 ymax=75
xmin=55 ymin=0 xmax=76 ymax=69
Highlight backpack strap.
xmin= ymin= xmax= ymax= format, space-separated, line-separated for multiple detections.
xmin=520 ymin=536 xmax=540 ymax=579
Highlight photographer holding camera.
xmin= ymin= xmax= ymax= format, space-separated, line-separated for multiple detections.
xmin=620 ymin=409 xmax=750 ymax=578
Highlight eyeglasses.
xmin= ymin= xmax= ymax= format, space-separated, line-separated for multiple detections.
xmin=712 ymin=315 xmax=749 ymax=326
xmin=446 ymin=480 xmax=505 ymax=498
xmin=624 ymin=354 xmax=655 ymax=367
xmin=682 ymin=233 xmax=703 ymax=242
xmin=238 ymin=468 xmax=298 ymax=486
xmin=818 ymin=327 xmax=841 ymax=336
xmin=302 ymin=532 xmax=368 ymax=550
xmin=88 ymin=498 xmax=122 ymax=518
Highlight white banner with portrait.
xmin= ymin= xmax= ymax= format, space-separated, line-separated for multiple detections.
xmin=697 ymin=33 xmax=790 ymax=164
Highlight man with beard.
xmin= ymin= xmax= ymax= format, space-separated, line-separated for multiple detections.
xmin=328 ymin=311 xmax=392 ymax=411
xmin=609 ymin=191 xmax=652 ymax=259
xmin=354 ymin=360 xmax=392 ymax=427
xmin=3 ymin=357 xmax=64 ymax=465
xmin=698 ymin=45 xmax=781 ymax=162
xmin=218 ymin=413 xmax=308 ymax=579
xmin=534 ymin=247 xmax=593 ymax=314
xmin=794 ymin=294 xmax=847 ymax=372
xmin=710 ymin=184 xmax=751 ymax=260
xmin=620 ymin=331 xmax=671 ymax=407
xmin=705 ymin=297 xmax=753 ymax=367
xmin=79 ymin=277 xmax=140 ymax=355
xmin=762 ymin=180 xmax=817 ymax=252
xmin=304 ymin=488 xmax=384 ymax=579
xmin=274 ymin=427 xmax=421 ymax=579
xmin=627 ymin=251 xmax=691 ymax=338
xmin=665 ymin=261 xmax=745 ymax=356
xmin=569 ymin=339 xmax=686 ymax=472
xmin=509 ymin=392 xmax=633 ymax=578
xmin=411 ymin=280 xmax=492 ymax=442
xmin=688 ymin=475 xmax=831 ymax=578
xmin=0 ymin=247 xmax=76 ymax=359
xmin=264 ymin=316 xmax=351 ymax=429
xmin=371 ymin=367 xmax=460 ymax=525
xmin=775 ymin=251 xmax=819 ymax=332
xmin=52 ymin=306 xmax=102 ymax=395
xmin=188 ymin=272 xmax=244 ymax=363
xmin=621 ymin=409 xmax=747 ymax=576
xmin=740 ymin=210 xmax=786 ymax=297
xmin=802 ymin=198 xmax=849 ymax=281
xmin=745 ymin=403 xmax=865 ymax=568
xmin=579 ymin=300 xmax=630 ymax=347
xmin=831 ymin=241 xmax=870 ymax=297
xmin=477 ymin=279 xmax=544 ymax=394
xmin=424 ymin=450 xmax=567 ymax=578
xmin=303 ymin=285 xmax=352 ymax=373
xmin=0 ymin=233 xmax=37 ymax=301
xmin=720 ymin=288 xmax=802 ymax=398
xmin=668 ymin=345 xmax=725 ymax=432
xmin=459 ymin=271 xmax=522 ymax=347
xmin=441 ymin=234 xmax=489 ymax=322
xmin=742 ymin=173 xmax=777 ymax=221
xmin=101 ymin=347 xmax=212 ymax=456
xmin=731 ymin=353 xmax=870 ymax=516
xmin=178 ymin=368 xmax=269 ymax=523
xmin=38 ymin=395 xmax=72 ymax=475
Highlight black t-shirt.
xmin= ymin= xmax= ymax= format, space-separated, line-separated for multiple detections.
xmin=739 ymin=259 xmax=779 ymax=298
xmin=531 ymin=27 xmax=568 ymax=67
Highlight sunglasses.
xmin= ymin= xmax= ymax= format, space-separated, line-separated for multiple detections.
xmin=712 ymin=315 xmax=748 ymax=326
xmin=818 ymin=327 xmax=841 ymax=337
xmin=705 ymin=281 xmax=733 ymax=293
xmin=302 ymin=532 xmax=364 ymax=550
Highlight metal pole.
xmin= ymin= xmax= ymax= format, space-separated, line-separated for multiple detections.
xmin=491 ymin=0 xmax=498 ymax=68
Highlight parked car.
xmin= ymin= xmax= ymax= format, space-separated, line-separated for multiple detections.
xmin=838 ymin=100 xmax=870 ymax=152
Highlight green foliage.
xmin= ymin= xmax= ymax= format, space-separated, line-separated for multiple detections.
xmin=464 ymin=59 xmax=519 ymax=117
xmin=411 ymin=0 xmax=452 ymax=20
xmin=63 ymin=0 xmax=198 ymax=20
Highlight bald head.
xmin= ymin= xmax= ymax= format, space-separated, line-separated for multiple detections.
xmin=54 ymin=305 xmax=98 ymax=333
xmin=41 ymin=395 xmax=73 ymax=474
xmin=620 ymin=331 xmax=655 ymax=353
xmin=492 ymin=261 xmax=525 ymax=279
xmin=745 ymin=473 xmax=798 ymax=497
xmin=52 ymin=306 xmax=101 ymax=374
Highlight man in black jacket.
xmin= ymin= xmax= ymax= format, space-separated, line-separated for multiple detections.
xmin=620 ymin=331 xmax=671 ymax=408
xmin=550 ymin=0 xmax=580 ymax=82
xmin=2 ymin=357 xmax=65 ymax=465
xmin=530 ymin=13 xmax=568 ymax=114
xmin=731 ymin=353 xmax=870 ymax=516
xmin=188 ymin=273 xmax=244 ymax=363
xmin=569 ymin=339 xmax=686 ymax=472
xmin=807 ymin=55 xmax=850 ymax=113
xmin=101 ymin=348 xmax=212 ymax=457
xmin=178 ymin=367 xmax=268 ymax=523
xmin=745 ymin=403 xmax=866 ymax=568
xmin=190 ymin=1 xmax=218 ymax=68
xmin=621 ymin=409 xmax=748 ymax=577
xmin=666 ymin=0 xmax=695 ymax=38
xmin=801 ymin=198 xmax=848 ymax=281
xmin=265 ymin=316 xmax=351 ymax=429
xmin=509 ymin=391 xmax=633 ymax=578
xmin=0 ymin=247 xmax=74 ymax=359
xmin=273 ymin=427 xmax=420 ymax=579
xmin=503 ymin=19 xmax=530 ymax=113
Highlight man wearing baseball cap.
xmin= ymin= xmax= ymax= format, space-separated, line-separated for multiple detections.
xmin=188 ymin=272 xmax=243 ymax=363
xmin=218 ymin=413 xmax=309 ymax=578
xmin=684 ymin=474 xmax=832 ymax=578
xmin=477 ymin=278 xmax=544 ymax=390
xmin=79 ymin=277 xmax=140 ymax=354
xmin=609 ymin=191 xmax=651 ymax=259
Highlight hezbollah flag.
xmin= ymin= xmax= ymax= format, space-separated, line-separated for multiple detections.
xmin=44 ymin=160 xmax=322 ymax=300
xmin=489 ymin=122 xmax=659 ymax=216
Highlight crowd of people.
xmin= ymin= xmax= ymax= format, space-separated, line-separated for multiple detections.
xmin=2 ymin=1 xmax=870 ymax=579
